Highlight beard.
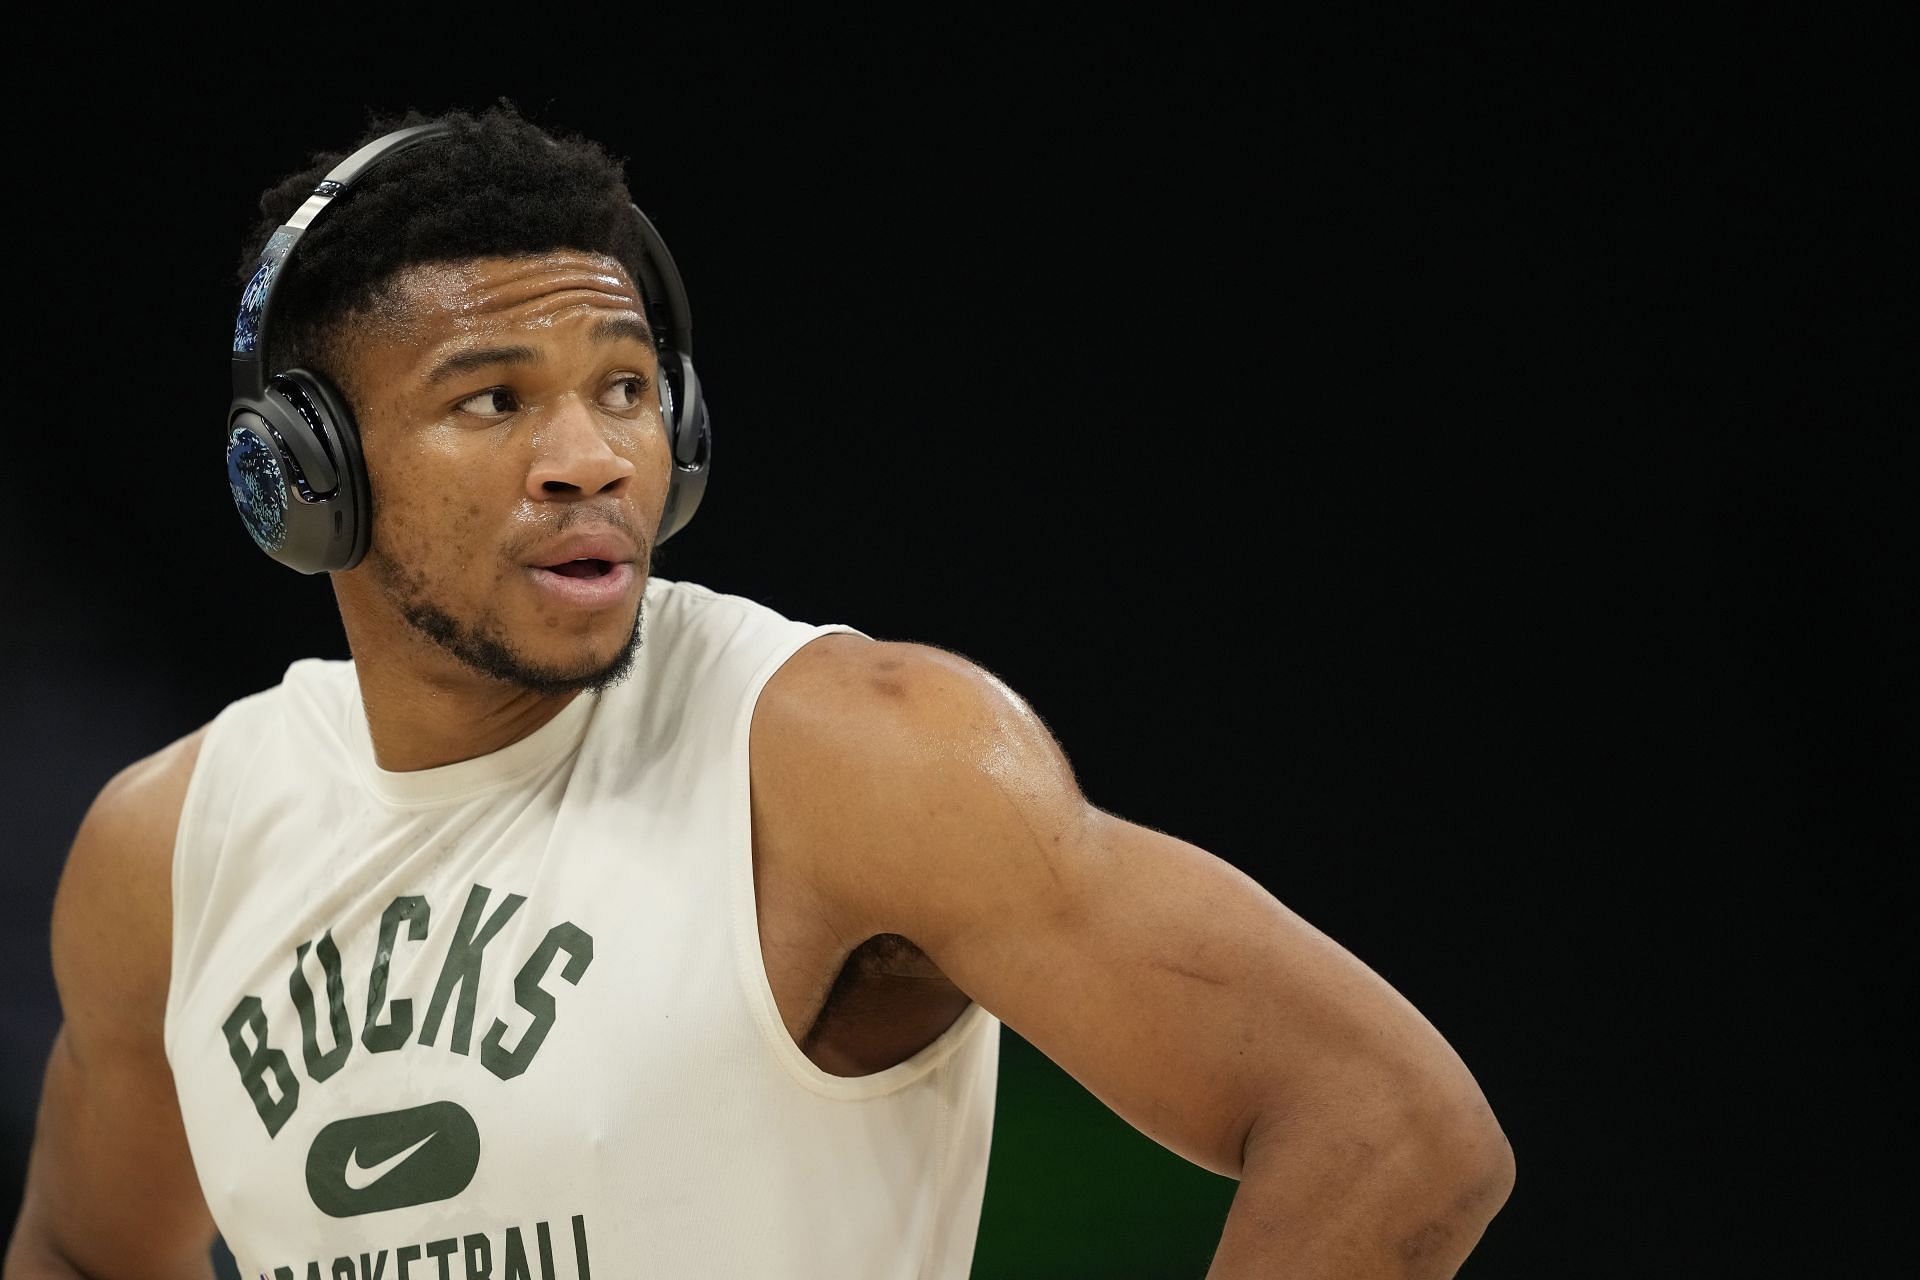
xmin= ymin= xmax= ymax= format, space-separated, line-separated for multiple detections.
xmin=368 ymin=550 xmax=647 ymax=697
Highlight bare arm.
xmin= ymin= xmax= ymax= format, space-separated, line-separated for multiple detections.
xmin=5 ymin=730 xmax=219 ymax=1280
xmin=755 ymin=638 xmax=1514 ymax=1278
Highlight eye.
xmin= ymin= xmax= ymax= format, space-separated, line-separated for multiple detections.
xmin=599 ymin=374 xmax=652 ymax=412
xmin=456 ymin=387 xmax=519 ymax=417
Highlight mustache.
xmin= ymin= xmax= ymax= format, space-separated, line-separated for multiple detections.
xmin=507 ymin=503 xmax=649 ymax=560
xmin=552 ymin=503 xmax=636 ymax=537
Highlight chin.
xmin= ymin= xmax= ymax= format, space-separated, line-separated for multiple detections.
xmin=509 ymin=644 xmax=641 ymax=697
xmin=394 ymin=590 xmax=647 ymax=698
xmin=507 ymin=608 xmax=648 ymax=695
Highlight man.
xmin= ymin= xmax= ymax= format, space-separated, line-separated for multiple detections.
xmin=6 ymin=104 xmax=1512 ymax=1279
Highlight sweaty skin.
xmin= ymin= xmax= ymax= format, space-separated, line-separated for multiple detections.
xmin=330 ymin=252 xmax=673 ymax=772
xmin=8 ymin=252 xmax=1513 ymax=1280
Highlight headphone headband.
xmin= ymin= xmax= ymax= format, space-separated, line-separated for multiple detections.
xmin=231 ymin=123 xmax=454 ymax=402
xmin=625 ymin=201 xmax=694 ymax=359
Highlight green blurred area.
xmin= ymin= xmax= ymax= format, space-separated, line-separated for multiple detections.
xmin=973 ymin=1028 xmax=1236 ymax=1279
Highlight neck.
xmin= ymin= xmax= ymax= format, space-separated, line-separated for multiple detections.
xmin=332 ymin=583 xmax=588 ymax=773
xmin=354 ymin=659 xmax=582 ymax=772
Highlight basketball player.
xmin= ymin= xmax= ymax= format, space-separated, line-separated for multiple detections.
xmin=6 ymin=104 xmax=1512 ymax=1279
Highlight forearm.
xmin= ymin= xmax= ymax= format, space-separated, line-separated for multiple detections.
xmin=1205 ymin=1111 xmax=1514 ymax=1279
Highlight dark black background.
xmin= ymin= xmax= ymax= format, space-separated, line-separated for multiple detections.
xmin=1 ymin=12 xmax=1908 ymax=1276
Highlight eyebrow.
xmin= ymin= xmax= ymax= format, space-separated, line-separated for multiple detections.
xmin=424 ymin=314 xmax=657 ymax=385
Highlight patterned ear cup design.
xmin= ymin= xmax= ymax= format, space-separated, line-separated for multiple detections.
xmin=225 ymin=372 xmax=369 ymax=574
xmin=226 ymin=421 xmax=291 ymax=557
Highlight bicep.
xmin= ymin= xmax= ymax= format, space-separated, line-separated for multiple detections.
xmin=908 ymin=805 xmax=1481 ymax=1178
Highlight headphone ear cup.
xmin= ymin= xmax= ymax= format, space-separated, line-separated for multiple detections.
xmin=285 ymin=369 xmax=372 ymax=569
xmin=655 ymin=350 xmax=710 ymax=545
xmin=223 ymin=371 xmax=371 ymax=574
xmin=656 ymin=351 xmax=710 ymax=545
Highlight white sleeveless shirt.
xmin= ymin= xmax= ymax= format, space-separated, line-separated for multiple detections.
xmin=164 ymin=578 xmax=1000 ymax=1280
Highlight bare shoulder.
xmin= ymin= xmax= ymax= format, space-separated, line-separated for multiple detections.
xmin=755 ymin=633 xmax=1078 ymax=785
xmin=73 ymin=726 xmax=209 ymax=847
xmin=752 ymin=634 xmax=1090 ymax=938
xmin=52 ymin=725 xmax=210 ymax=1044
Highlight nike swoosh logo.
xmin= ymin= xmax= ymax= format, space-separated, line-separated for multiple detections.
xmin=342 ymin=1131 xmax=437 ymax=1191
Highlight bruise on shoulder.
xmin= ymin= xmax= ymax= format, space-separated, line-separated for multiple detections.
xmin=867 ymin=653 xmax=909 ymax=701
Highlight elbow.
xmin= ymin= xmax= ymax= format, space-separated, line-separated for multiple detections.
xmin=1391 ymin=1111 xmax=1513 ymax=1271
xmin=1359 ymin=1052 xmax=1517 ymax=1238
xmin=1383 ymin=1034 xmax=1514 ymax=1202
xmin=1413 ymin=1083 xmax=1516 ymax=1238
xmin=1453 ymin=1110 xmax=1516 ymax=1220
xmin=1431 ymin=1067 xmax=1513 ymax=1178
xmin=1484 ymin=1116 xmax=1517 ymax=1202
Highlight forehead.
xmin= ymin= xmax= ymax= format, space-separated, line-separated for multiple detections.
xmin=378 ymin=250 xmax=646 ymax=336
xmin=346 ymin=250 xmax=655 ymax=395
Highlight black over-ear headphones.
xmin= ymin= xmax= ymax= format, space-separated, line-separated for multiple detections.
xmin=226 ymin=121 xmax=712 ymax=574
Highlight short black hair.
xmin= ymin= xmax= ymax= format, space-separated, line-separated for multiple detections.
xmin=237 ymin=99 xmax=650 ymax=386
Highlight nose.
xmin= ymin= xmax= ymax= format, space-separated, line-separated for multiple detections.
xmin=524 ymin=394 xmax=638 ymax=500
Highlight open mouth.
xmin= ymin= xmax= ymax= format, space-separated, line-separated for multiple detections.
xmin=545 ymin=558 xmax=613 ymax=579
